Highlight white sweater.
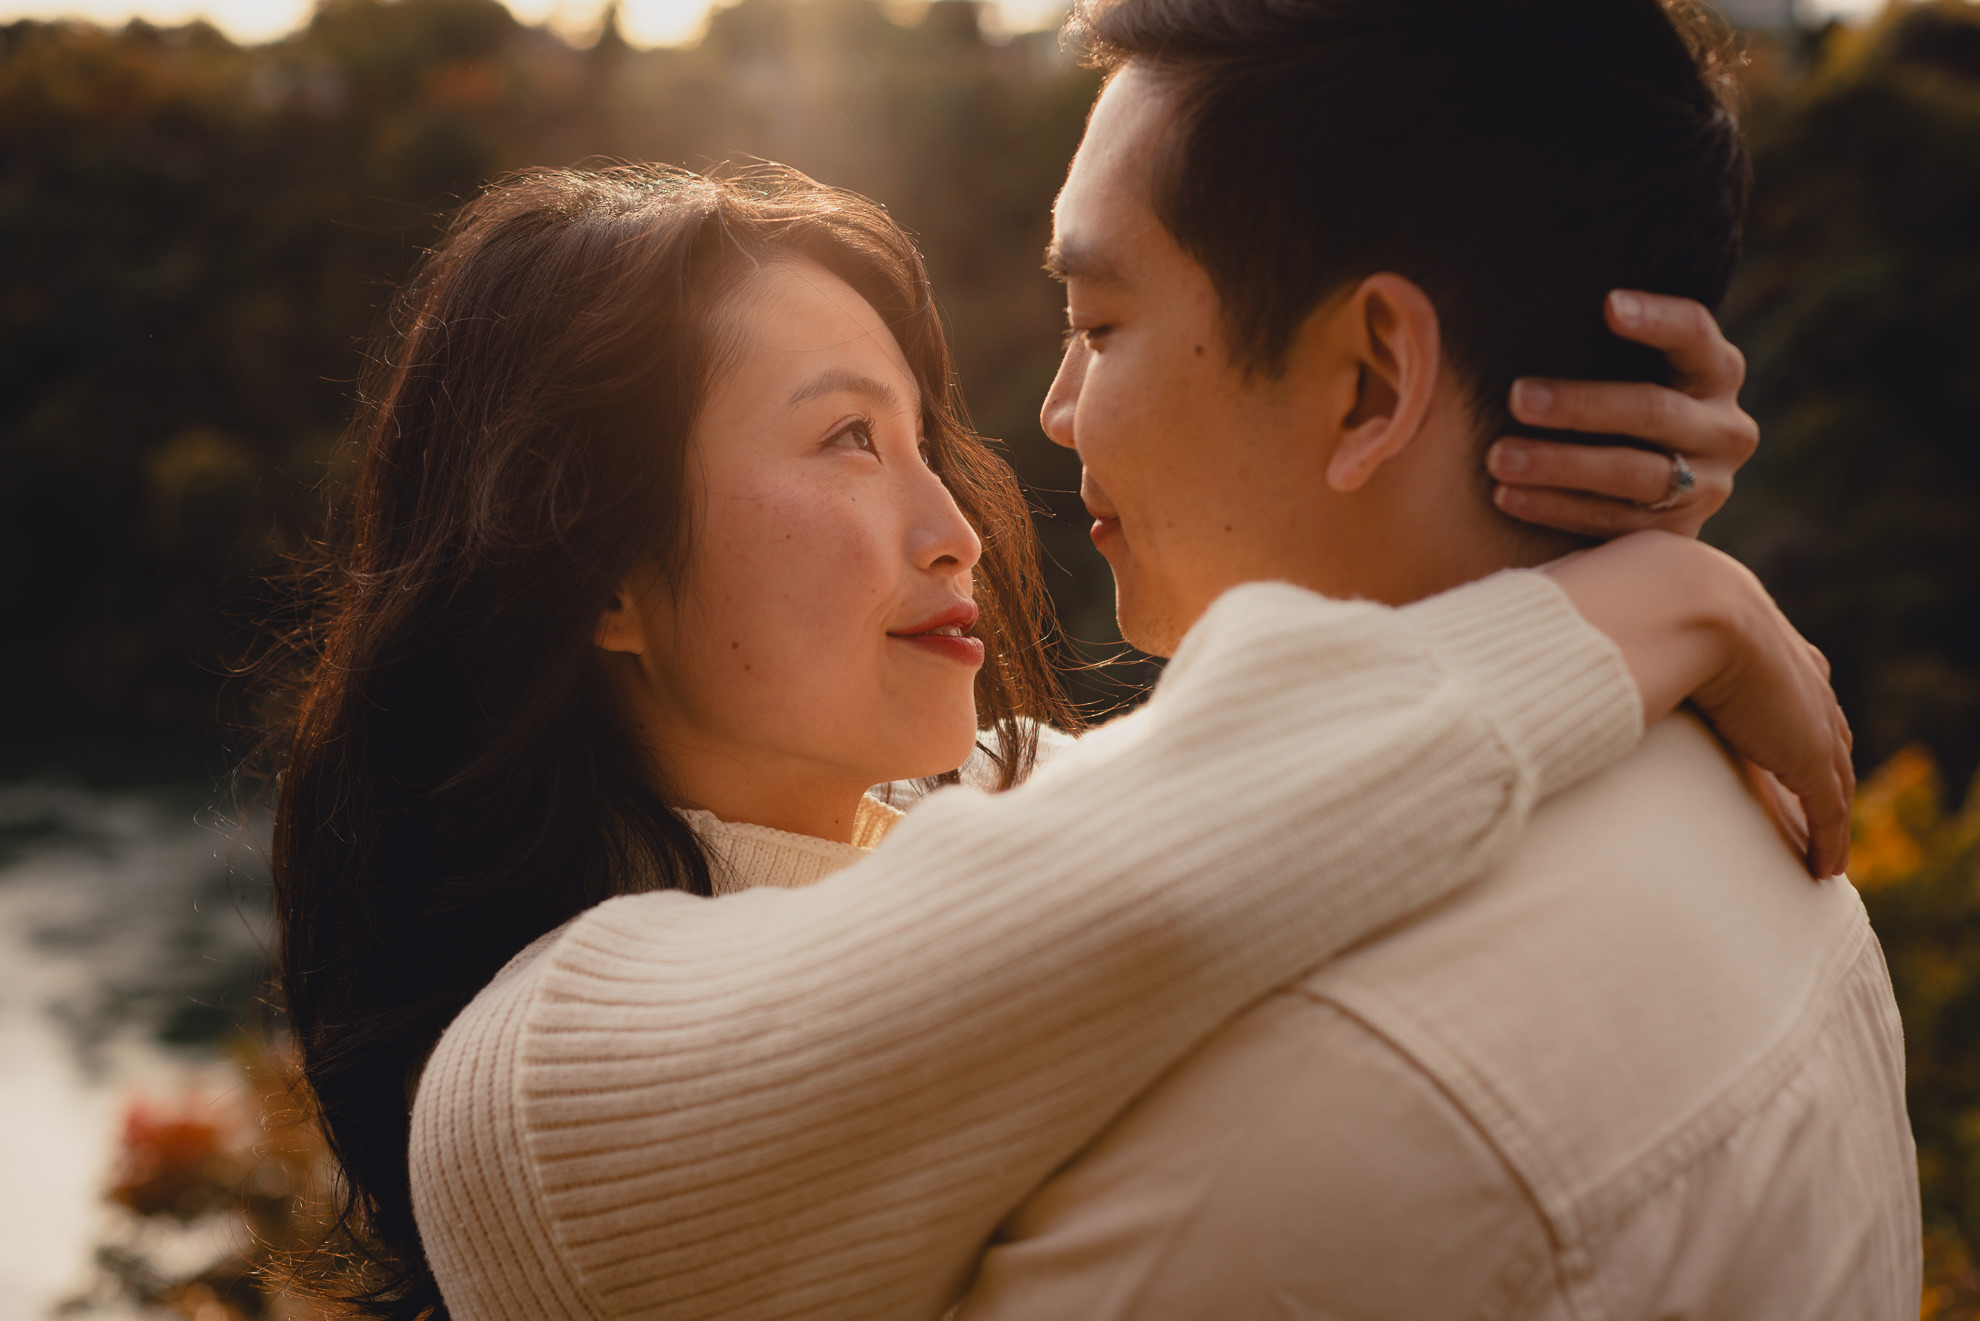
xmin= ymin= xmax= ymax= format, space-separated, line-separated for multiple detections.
xmin=410 ymin=571 xmax=1643 ymax=1321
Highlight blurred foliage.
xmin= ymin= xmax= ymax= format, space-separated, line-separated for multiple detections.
xmin=1856 ymin=747 xmax=1980 ymax=1316
xmin=1715 ymin=1 xmax=1980 ymax=787
xmin=0 ymin=0 xmax=1114 ymax=741
xmin=1925 ymin=1233 xmax=1980 ymax=1321
xmin=59 ymin=1039 xmax=334 ymax=1320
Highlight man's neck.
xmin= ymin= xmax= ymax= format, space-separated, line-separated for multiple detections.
xmin=1382 ymin=508 xmax=1586 ymax=606
xmin=1313 ymin=419 xmax=1589 ymax=606
xmin=1265 ymin=491 xmax=1576 ymax=609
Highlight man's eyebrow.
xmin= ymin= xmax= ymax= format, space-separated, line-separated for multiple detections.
xmin=786 ymin=368 xmax=905 ymax=411
xmin=1043 ymin=237 xmax=1125 ymax=285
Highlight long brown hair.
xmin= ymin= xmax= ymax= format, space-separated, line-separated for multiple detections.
xmin=269 ymin=163 xmax=1078 ymax=1318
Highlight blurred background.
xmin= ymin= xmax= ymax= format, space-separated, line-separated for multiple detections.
xmin=1 ymin=0 xmax=1977 ymax=1315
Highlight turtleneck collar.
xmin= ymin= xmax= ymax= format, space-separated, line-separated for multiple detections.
xmin=680 ymin=794 xmax=905 ymax=897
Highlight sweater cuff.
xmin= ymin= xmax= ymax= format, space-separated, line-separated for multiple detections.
xmin=1401 ymin=569 xmax=1643 ymax=803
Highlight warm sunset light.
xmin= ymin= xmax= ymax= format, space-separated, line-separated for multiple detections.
xmin=0 ymin=0 xmax=1079 ymax=44
xmin=3 ymin=0 xmax=1972 ymax=1316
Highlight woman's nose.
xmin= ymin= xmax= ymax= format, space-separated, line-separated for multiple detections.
xmin=1040 ymin=337 xmax=1087 ymax=451
xmin=909 ymin=466 xmax=983 ymax=574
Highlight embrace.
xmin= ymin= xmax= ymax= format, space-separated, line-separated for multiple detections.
xmin=268 ymin=0 xmax=1921 ymax=1317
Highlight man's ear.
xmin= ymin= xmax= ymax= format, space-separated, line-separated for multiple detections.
xmin=1325 ymin=273 xmax=1442 ymax=494
xmin=594 ymin=582 xmax=647 ymax=656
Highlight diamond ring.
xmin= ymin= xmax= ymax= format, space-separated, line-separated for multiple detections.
xmin=1640 ymin=452 xmax=1696 ymax=512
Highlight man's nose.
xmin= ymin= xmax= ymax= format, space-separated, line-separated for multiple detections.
xmin=1040 ymin=337 xmax=1088 ymax=451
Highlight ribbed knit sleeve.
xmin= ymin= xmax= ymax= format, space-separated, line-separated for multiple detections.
xmin=411 ymin=569 xmax=1641 ymax=1321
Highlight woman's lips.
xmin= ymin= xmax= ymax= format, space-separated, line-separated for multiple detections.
xmin=889 ymin=602 xmax=985 ymax=667
xmin=894 ymin=631 xmax=986 ymax=666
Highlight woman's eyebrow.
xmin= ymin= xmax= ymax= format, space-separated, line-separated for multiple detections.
xmin=787 ymin=368 xmax=904 ymax=411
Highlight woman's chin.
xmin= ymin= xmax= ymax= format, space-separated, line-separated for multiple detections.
xmin=870 ymin=718 xmax=985 ymax=786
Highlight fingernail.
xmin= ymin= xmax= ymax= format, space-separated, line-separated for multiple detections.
xmin=1488 ymin=440 xmax=1529 ymax=476
xmin=1511 ymin=379 xmax=1552 ymax=417
xmin=1609 ymin=289 xmax=1644 ymax=325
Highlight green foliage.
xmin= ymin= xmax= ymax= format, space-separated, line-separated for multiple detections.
xmin=0 ymin=2 xmax=540 ymax=727
xmin=1715 ymin=2 xmax=1980 ymax=785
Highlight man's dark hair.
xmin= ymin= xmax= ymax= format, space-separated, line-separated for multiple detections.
xmin=1065 ymin=0 xmax=1750 ymax=445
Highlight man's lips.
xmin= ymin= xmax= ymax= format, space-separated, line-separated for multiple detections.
xmin=1085 ymin=503 xmax=1123 ymax=549
xmin=1081 ymin=475 xmax=1122 ymax=550
xmin=888 ymin=602 xmax=985 ymax=666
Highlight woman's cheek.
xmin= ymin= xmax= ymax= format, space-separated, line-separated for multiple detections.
xmin=714 ymin=493 xmax=891 ymax=706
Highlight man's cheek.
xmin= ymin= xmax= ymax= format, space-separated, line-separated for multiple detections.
xmin=1075 ymin=367 xmax=1134 ymax=450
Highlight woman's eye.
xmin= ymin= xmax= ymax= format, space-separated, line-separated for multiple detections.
xmin=1072 ymin=324 xmax=1114 ymax=348
xmin=831 ymin=420 xmax=879 ymax=455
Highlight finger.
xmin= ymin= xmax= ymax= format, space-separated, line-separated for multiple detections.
xmin=1747 ymin=760 xmax=1810 ymax=864
xmin=1493 ymin=484 xmax=1706 ymax=540
xmin=1490 ymin=438 xmax=1685 ymax=505
xmin=1800 ymin=765 xmax=1851 ymax=880
xmin=1509 ymin=379 xmax=1755 ymax=464
xmin=1823 ymin=785 xmax=1852 ymax=879
xmin=1783 ymin=651 xmax=1852 ymax=878
xmin=1604 ymin=289 xmax=1747 ymax=397
xmin=1835 ymin=706 xmax=1858 ymax=803
xmin=1820 ymin=724 xmax=1857 ymax=878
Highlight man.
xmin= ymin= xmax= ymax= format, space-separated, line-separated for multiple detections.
xmin=955 ymin=0 xmax=1920 ymax=1316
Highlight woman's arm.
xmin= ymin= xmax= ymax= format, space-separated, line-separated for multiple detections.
xmin=1549 ymin=532 xmax=1853 ymax=879
xmin=414 ymin=537 xmax=1843 ymax=1321
xmin=1488 ymin=290 xmax=1758 ymax=540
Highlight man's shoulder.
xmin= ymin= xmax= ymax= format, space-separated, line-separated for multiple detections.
xmin=1302 ymin=710 xmax=1868 ymax=1018
xmin=1295 ymin=710 xmax=1881 ymax=1218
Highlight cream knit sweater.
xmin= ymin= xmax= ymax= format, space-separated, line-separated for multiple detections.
xmin=410 ymin=571 xmax=1643 ymax=1321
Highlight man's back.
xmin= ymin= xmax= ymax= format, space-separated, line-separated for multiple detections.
xmin=959 ymin=715 xmax=1920 ymax=1320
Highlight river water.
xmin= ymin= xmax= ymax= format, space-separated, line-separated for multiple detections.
xmin=0 ymin=775 xmax=270 ymax=1319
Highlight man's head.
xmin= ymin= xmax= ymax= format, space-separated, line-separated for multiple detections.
xmin=1043 ymin=0 xmax=1748 ymax=654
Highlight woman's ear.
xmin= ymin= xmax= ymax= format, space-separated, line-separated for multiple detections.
xmin=594 ymin=583 xmax=647 ymax=656
xmin=1325 ymin=273 xmax=1442 ymax=494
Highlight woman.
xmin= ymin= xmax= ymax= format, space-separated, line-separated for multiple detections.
xmin=270 ymin=165 xmax=1846 ymax=1320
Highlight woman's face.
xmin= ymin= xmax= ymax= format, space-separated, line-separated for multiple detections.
xmin=604 ymin=259 xmax=985 ymax=837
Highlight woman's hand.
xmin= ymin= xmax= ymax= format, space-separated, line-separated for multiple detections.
xmin=1487 ymin=290 xmax=1758 ymax=540
xmin=1546 ymin=532 xmax=1853 ymax=880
